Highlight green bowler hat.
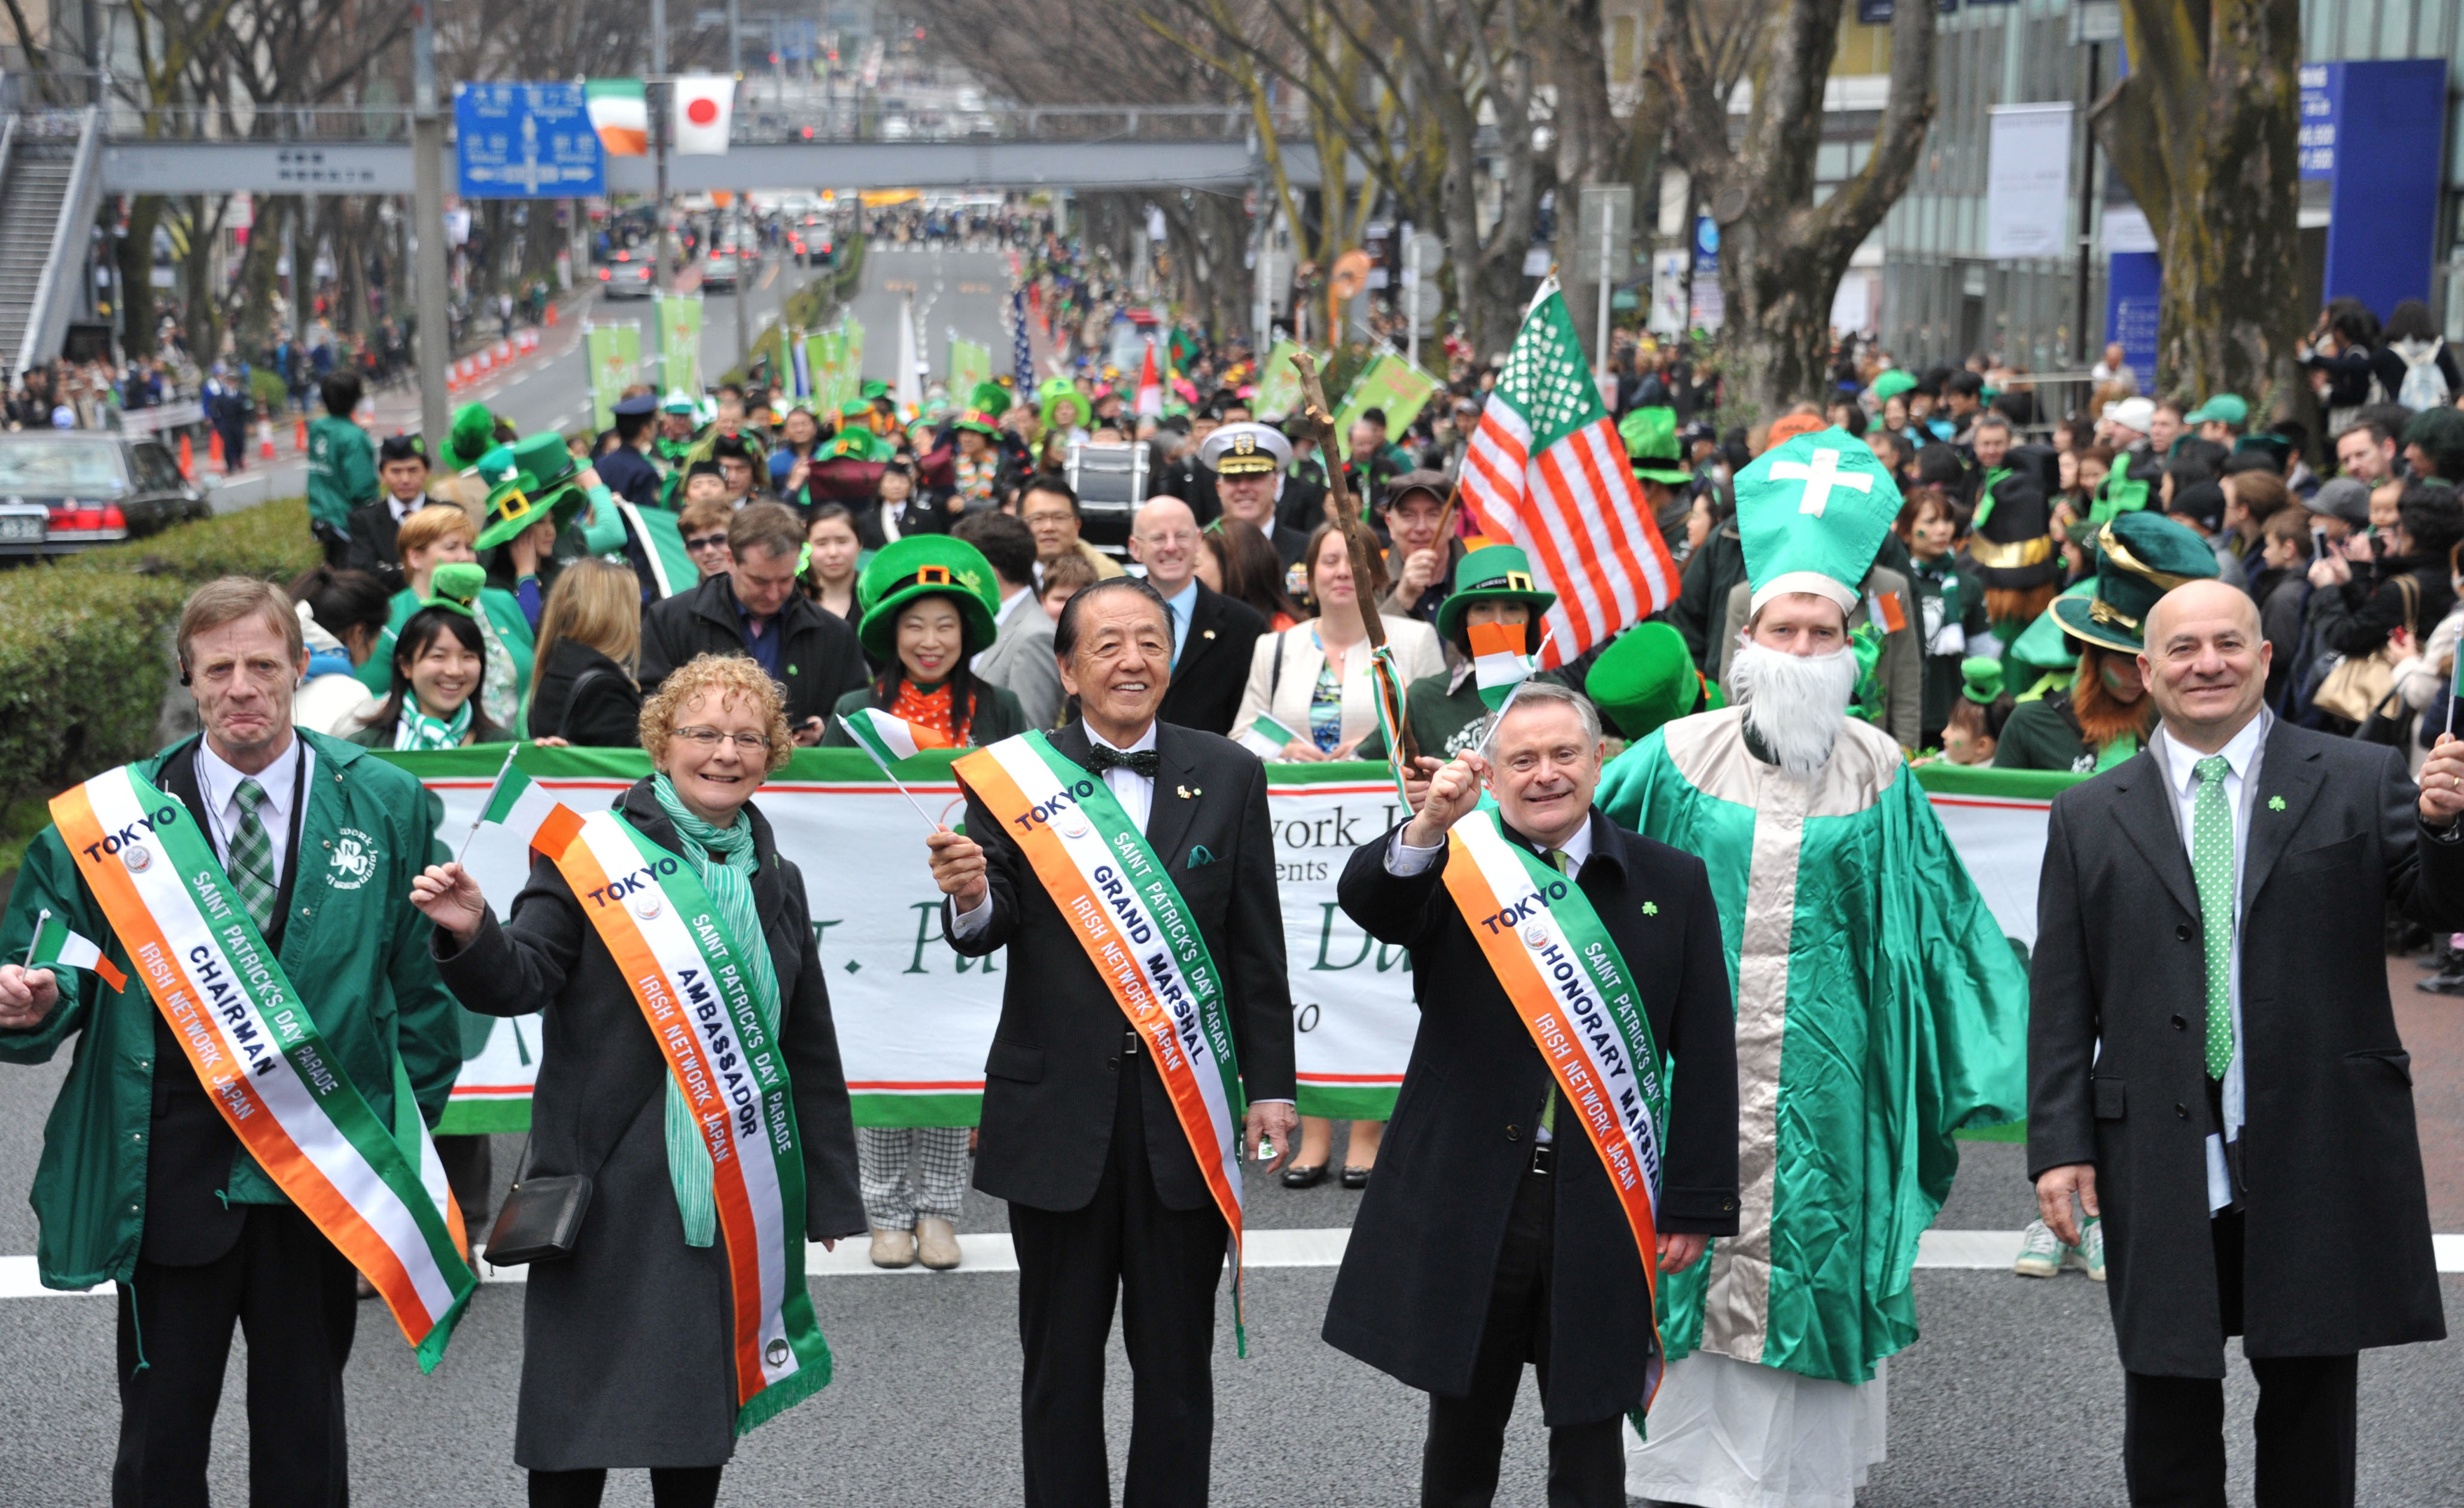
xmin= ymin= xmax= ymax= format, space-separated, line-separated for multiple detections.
xmin=1871 ymin=369 xmax=1917 ymax=403
xmin=1434 ymin=544 xmax=1558 ymax=648
xmin=1617 ymin=406 xmax=1692 ymax=487
xmin=474 ymin=433 xmax=586 ymax=551
xmin=854 ymin=534 xmax=1001 ymax=664
xmin=425 ymin=561 xmax=488 ymax=619
xmin=1585 ymin=621 xmax=1705 ymax=741
xmin=823 ymin=427 xmax=893 ymax=463
xmin=2049 ymin=511 xmax=2219 ymax=655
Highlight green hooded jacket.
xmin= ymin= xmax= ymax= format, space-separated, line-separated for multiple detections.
xmin=0 ymin=731 xmax=464 ymax=1291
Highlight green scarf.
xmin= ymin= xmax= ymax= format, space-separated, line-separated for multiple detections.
xmin=649 ymin=773 xmax=787 ymax=1246
xmin=393 ymin=698 xmax=472 ymax=751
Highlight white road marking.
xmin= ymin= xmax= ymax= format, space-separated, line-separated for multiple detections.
xmin=10 ymin=1232 xmax=2462 ymax=1296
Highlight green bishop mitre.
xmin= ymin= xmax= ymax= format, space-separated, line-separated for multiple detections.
xmin=1735 ymin=425 xmax=1902 ymax=616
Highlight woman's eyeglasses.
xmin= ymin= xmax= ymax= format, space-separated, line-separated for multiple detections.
xmin=672 ymin=726 xmax=770 ymax=751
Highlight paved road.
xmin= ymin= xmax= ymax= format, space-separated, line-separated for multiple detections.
xmin=2 ymin=961 xmax=2459 ymax=1502
xmin=848 ymin=242 xmax=1020 ymax=388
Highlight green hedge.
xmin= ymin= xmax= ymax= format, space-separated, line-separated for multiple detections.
xmin=0 ymin=498 xmax=320 ymax=853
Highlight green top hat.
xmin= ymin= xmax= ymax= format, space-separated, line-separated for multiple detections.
xmin=475 ymin=433 xmax=586 ymax=551
xmin=861 ymin=379 xmax=892 ymax=404
xmin=953 ymin=408 xmax=1003 ymax=438
xmin=2049 ymin=511 xmax=2219 ymax=654
xmin=1585 ymin=621 xmax=1702 ymax=741
xmin=1433 ymin=544 xmax=1559 ymax=649
xmin=1871 ymin=369 xmax=1917 ymax=403
xmin=1617 ymin=406 xmax=1692 ymax=487
xmin=854 ymin=534 xmax=1001 ymax=664
xmin=967 ymin=381 xmax=1011 ymax=419
xmin=823 ymin=427 xmax=893 ymax=463
xmin=425 ymin=561 xmax=488 ymax=619
xmin=447 ymin=403 xmax=499 ymax=469
xmin=1960 ymin=655 xmax=2006 ymax=704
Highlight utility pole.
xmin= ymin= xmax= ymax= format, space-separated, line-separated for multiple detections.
xmin=409 ymin=0 xmax=450 ymax=449
xmin=727 ymin=0 xmax=749 ymax=376
xmin=652 ymin=0 xmax=673 ymax=298
xmin=2073 ymin=42 xmax=2102 ymax=367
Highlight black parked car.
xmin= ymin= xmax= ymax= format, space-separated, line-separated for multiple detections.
xmin=0 ymin=430 xmax=214 ymax=557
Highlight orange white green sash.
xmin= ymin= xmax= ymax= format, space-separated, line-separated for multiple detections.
xmin=550 ymin=808 xmax=832 ymax=1434
xmin=953 ymin=731 xmax=1253 ymax=1351
xmin=1441 ymin=811 xmax=1671 ymax=1404
xmin=50 ymin=764 xmax=473 ymax=1369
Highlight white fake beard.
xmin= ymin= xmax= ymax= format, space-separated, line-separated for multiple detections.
xmin=1729 ymin=638 xmax=1858 ymax=782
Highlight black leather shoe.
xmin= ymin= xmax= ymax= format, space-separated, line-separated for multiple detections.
xmin=1281 ymin=1163 xmax=1329 ymax=1189
xmin=1341 ymin=1166 xmax=1371 ymax=1190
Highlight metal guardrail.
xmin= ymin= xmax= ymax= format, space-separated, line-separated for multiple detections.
xmin=91 ymin=101 xmax=1257 ymax=147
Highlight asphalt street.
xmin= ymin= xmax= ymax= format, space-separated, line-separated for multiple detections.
xmin=850 ymin=242 xmax=1021 ymax=388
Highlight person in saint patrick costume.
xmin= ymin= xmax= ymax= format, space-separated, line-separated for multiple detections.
xmin=1601 ymin=427 xmax=2030 ymax=1508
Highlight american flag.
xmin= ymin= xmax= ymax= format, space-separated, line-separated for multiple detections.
xmin=1459 ymin=279 xmax=1679 ymax=669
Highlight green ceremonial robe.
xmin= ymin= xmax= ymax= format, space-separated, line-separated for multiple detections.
xmin=1595 ymin=705 xmax=2028 ymax=1384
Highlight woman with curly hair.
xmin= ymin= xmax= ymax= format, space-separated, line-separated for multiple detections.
xmin=410 ymin=653 xmax=863 ymax=1508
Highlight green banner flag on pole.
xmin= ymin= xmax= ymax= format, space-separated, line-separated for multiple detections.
xmin=656 ymin=293 xmax=704 ymax=400
xmin=948 ymin=336 xmax=991 ymax=394
xmin=1333 ymin=352 xmax=1441 ymax=445
xmin=1251 ymin=339 xmax=1316 ymax=421
xmin=585 ymin=323 xmax=642 ymax=434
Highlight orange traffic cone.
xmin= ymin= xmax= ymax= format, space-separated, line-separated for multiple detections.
xmin=294 ymin=415 xmax=308 ymax=452
xmin=208 ymin=428 xmax=224 ymax=468
xmin=544 ymin=303 xmax=558 ymax=328
xmin=260 ymin=420 xmax=276 ymax=460
xmin=178 ymin=433 xmax=194 ymax=479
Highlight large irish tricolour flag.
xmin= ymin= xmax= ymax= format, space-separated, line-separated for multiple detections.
xmin=1459 ymin=279 xmax=1678 ymax=668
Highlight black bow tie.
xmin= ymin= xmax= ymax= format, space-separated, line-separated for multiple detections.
xmin=1085 ymin=746 xmax=1161 ymax=779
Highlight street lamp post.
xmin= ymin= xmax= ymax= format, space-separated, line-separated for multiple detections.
xmin=409 ymin=0 xmax=450 ymax=450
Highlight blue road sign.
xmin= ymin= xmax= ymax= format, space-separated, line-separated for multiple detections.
xmin=454 ymin=81 xmax=604 ymax=199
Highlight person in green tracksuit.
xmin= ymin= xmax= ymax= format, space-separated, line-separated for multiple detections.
xmin=306 ymin=371 xmax=379 ymax=567
xmin=0 ymin=576 xmax=463 ymax=1506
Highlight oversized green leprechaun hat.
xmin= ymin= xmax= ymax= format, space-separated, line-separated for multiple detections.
xmin=953 ymin=406 xmax=1003 ymax=438
xmin=424 ymin=561 xmax=488 ymax=618
xmin=474 ymin=433 xmax=588 ymax=551
xmin=1735 ymin=425 xmax=1902 ymax=618
xmin=1038 ymin=376 xmax=1088 ymax=431
xmin=854 ymin=534 xmax=1000 ymax=663
xmin=1617 ymin=406 xmax=1691 ymax=487
xmin=1960 ymin=655 xmax=2006 ymax=704
xmin=2049 ymin=510 xmax=2218 ymax=655
xmin=1585 ymin=620 xmax=1715 ymax=740
xmin=1433 ymin=543 xmax=1558 ymax=650
xmin=968 ymin=381 xmax=1011 ymax=419
xmin=447 ymin=403 xmax=500 ymax=469
xmin=822 ymin=426 xmax=893 ymax=463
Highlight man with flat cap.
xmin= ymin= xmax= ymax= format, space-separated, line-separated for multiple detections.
xmin=1376 ymin=470 xmax=1467 ymax=625
xmin=1202 ymin=421 xmax=1315 ymax=568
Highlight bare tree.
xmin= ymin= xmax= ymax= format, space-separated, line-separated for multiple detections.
xmin=1653 ymin=0 xmax=1938 ymax=416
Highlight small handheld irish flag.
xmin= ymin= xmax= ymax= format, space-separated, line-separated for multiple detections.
xmin=466 ymin=753 xmax=584 ymax=862
xmin=841 ymin=707 xmax=954 ymax=767
xmin=1467 ymin=620 xmax=1533 ymax=710
xmin=22 ymin=908 xmax=126 ymax=991
xmin=1238 ymin=713 xmax=1303 ymax=759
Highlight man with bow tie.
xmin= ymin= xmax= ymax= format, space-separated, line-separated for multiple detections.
xmin=927 ymin=574 xmax=1297 ymax=1507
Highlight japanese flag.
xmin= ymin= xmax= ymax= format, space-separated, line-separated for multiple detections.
xmin=673 ymin=75 xmax=734 ymax=156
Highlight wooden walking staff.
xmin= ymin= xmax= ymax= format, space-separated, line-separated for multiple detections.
xmin=1289 ymin=349 xmax=1423 ymax=766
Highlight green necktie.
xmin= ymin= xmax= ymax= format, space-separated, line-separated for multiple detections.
xmin=1540 ymin=848 xmax=1573 ymax=1136
xmin=227 ymin=779 xmax=279 ymax=934
xmin=2190 ymin=755 xmax=2235 ymax=1079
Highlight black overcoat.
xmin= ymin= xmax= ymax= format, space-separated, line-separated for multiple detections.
xmin=2028 ymin=719 xmax=2464 ymax=1376
xmin=1155 ymin=582 xmax=1269 ymax=739
xmin=435 ymin=780 xmax=865 ymax=1469
xmin=942 ymin=720 xmax=1296 ymax=1212
xmin=1322 ymin=811 xmax=1740 ymax=1427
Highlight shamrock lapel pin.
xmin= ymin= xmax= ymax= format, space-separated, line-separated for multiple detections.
xmin=1641 ymin=901 xmax=1659 ymax=916
xmin=2268 ymin=795 xmax=2287 ymax=811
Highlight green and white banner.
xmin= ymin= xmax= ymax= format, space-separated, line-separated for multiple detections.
xmin=585 ymin=323 xmax=643 ymax=434
xmin=658 ymin=293 xmax=704 ymax=399
xmin=380 ymin=747 xmax=2078 ymax=1133
xmin=1332 ymin=352 xmax=1441 ymax=446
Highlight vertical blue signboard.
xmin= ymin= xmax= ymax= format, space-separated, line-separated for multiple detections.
xmin=2106 ymin=253 xmax=2161 ymax=390
xmin=454 ymin=81 xmax=605 ymax=199
xmin=2303 ymin=60 xmax=2445 ymax=317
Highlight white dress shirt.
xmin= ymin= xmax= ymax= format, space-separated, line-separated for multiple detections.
xmin=2149 ymin=712 xmax=2266 ymax=1214
xmin=193 ymin=732 xmax=314 ymax=883
xmin=1389 ymin=811 xmax=1596 ymax=1141
xmin=953 ymin=719 xmax=1160 ymax=937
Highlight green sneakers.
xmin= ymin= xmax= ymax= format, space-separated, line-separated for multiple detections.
xmin=2013 ymin=1217 xmax=2106 ymax=1282
xmin=2013 ymin=1220 xmax=2063 ymax=1278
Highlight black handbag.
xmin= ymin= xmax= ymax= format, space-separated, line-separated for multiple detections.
xmin=482 ymin=1171 xmax=594 ymax=1266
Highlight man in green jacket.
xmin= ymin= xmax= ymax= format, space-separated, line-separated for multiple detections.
xmin=0 ymin=576 xmax=464 ymax=1507
xmin=306 ymin=371 xmax=379 ymax=567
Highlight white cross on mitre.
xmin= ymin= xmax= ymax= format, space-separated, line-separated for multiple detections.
xmin=1768 ymin=447 xmax=1873 ymax=517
